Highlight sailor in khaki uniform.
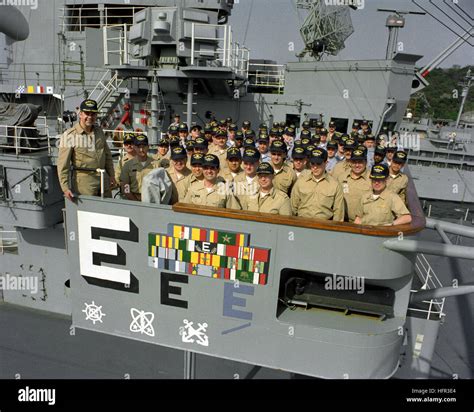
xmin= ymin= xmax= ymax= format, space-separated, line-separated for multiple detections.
xmin=387 ymin=151 xmax=409 ymax=205
xmin=330 ymin=139 xmax=356 ymax=180
xmin=120 ymin=134 xmax=158 ymax=201
xmin=355 ymin=164 xmax=412 ymax=226
xmin=193 ymin=137 xmax=209 ymax=155
xmin=245 ymin=162 xmax=292 ymax=216
xmin=291 ymin=148 xmax=345 ymax=221
xmin=167 ymin=146 xmax=192 ymax=203
xmin=183 ymin=154 xmax=241 ymax=209
xmin=152 ymin=136 xmax=170 ymax=167
xmin=180 ymin=153 xmax=205 ymax=199
xmin=208 ymin=130 xmax=229 ymax=171
xmin=328 ymin=120 xmax=342 ymax=141
xmin=115 ymin=132 xmax=136 ymax=186
xmin=233 ymin=147 xmax=261 ymax=209
xmin=219 ymin=147 xmax=244 ymax=183
xmin=291 ymin=147 xmax=311 ymax=179
xmin=337 ymin=148 xmax=372 ymax=222
xmin=57 ymin=99 xmax=116 ymax=201
xmin=269 ymin=140 xmax=297 ymax=195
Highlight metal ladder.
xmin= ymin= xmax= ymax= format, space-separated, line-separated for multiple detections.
xmin=89 ymin=71 xmax=125 ymax=113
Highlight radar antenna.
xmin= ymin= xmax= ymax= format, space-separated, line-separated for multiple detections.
xmin=296 ymin=0 xmax=357 ymax=60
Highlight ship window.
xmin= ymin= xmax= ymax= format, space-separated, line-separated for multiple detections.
xmin=0 ymin=227 xmax=18 ymax=255
xmin=329 ymin=118 xmax=349 ymax=134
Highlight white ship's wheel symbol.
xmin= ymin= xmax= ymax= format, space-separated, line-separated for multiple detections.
xmin=82 ymin=301 xmax=105 ymax=325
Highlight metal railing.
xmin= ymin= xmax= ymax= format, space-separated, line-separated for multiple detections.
xmin=408 ymin=253 xmax=446 ymax=320
xmin=190 ymin=23 xmax=250 ymax=78
xmin=88 ymin=71 xmax=124 ymax=111
xmin=0 ymin=117 xmax=53 ymax=155
xmin=60 ymin=6 xmax=146 ymax=32
xmin=248 ymin=63 xmax=286 ymax=92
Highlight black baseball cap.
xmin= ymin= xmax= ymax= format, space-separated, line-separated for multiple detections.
xmin=194 ymin=137 xmax=209 ymax=150
xmin=310 ymin=148 xmax=328 ymax=164
xmin=80 ymin=99 xmax=99 ymax=113
xmin=284 ymin=127 xmax=295 ymax=137
xmin=123 ymin=133 xmax=135 ymax=145
xmin=256 ymin=162 xmax=274 ymax=175
xmin=171 ymin=146 xmax=187 ymax=160
xmin=202 ymin=154 xmax=220 ymax=168
xmin=370 ymin=164 xmax=389 ymax=179
xmin=292 ymin=147 xmax=307 ymax=159
xmin=344 ymin=139 xmax=357 ymax=151
xmin=269 ymin=140 xmax=287 ymax=154
xmin=242 ymin=147 xmax=261 ymax=163
xmin=178 ymin=123 xmax=188 ymax=132
xmin=235 ymin=131 xmax=244 ymax=140
xmin=215 ymin=130 xmax=227 ymax=138
xmin=375 ymin=145 xmax=386 ymax=156
xmin=300 ymin=130 xmax=312 ymax=139
xmin=244 ymin=137 xmax=256 ymax=148
xmin=133 ymin=134 xmax=149 ymax=146
xmin=190 ymin=153 xmax=204 ymax=166
xmin=169 ymin=136 xmax=181 ymax=147
xmin=351 ymin=149 xmax=367 ymax=161
xmin=157 ymin=137 xmax=169 ymax=146
xmin=326 ymin=141 xmax=338 ymax=150
xmin=227 ymin=147 xmax=242 ymax=160
xmin=185 ymin=140 xmax=195 ymax=151
xmin=393 ymin=150 xmax=408 ymax=163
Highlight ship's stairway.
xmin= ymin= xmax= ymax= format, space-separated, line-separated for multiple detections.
xmin=89 ymin=71 xmax=126 ymax=120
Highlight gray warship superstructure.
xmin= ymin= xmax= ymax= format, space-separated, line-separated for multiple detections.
xmin=0 ymin=0 xmax=473 ymax=380
xmin=398 ymin=20 xmax=474 ymax=206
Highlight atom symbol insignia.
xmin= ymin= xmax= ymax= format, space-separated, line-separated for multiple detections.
xmin=129 ymin=308 xmax=155 ymax=337
xmin=82 ymin=301 xmax=106 ymax=325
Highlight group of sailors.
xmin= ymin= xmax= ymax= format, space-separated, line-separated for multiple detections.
xmin=57 ymin=99 xmax=412 ymax=227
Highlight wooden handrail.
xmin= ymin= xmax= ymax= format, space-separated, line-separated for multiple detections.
xmin=173 ymin=171 xmax=426 ymax=237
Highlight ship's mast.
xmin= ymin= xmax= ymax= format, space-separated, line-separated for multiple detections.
xmin=455 ymin=68 xmax=473 ymax=128
xmin=377 ymin=8 xmax=425 ymax=60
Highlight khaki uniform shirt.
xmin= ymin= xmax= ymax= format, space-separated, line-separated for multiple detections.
xmin=356 ymin=189 xmax=410 ymax=226
xmin=57 ymin=123 xmax=114 ymax=196
xmin=115 ymin=152 xmax=134 ymax=184
xmin=153 ymin=152 xmax=170 ymax=168
xmin=120 ymin=156 xmax=157 ymax=195
xmin=246 ymin=188 xmax=292 ymax=216
xmin=387 ymin=172 xmax=408 ymax=205
xmin=219 ymin=168 xmax=244 ymax=183
xmin=338 ymin=170 xmax=372 ymax=222
xmin=291 ymin=172 xmax=345 ymax=221
xmin=330 ymin=159 xmax=351 ymax=180
xmin=271 ymin=162 xmax=297 ymax=195
xmin=167 ymin=166 xmax=192 ymax=203
xmin=233 ymin=174 xmax=259 ymax=210
xmin=208 ymin=146 xmax=229 ymax=171
xmin=183 ymin=180 xmax=241 ymax=209
xmin=179 ymin=174 xmax=206 ymax=200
